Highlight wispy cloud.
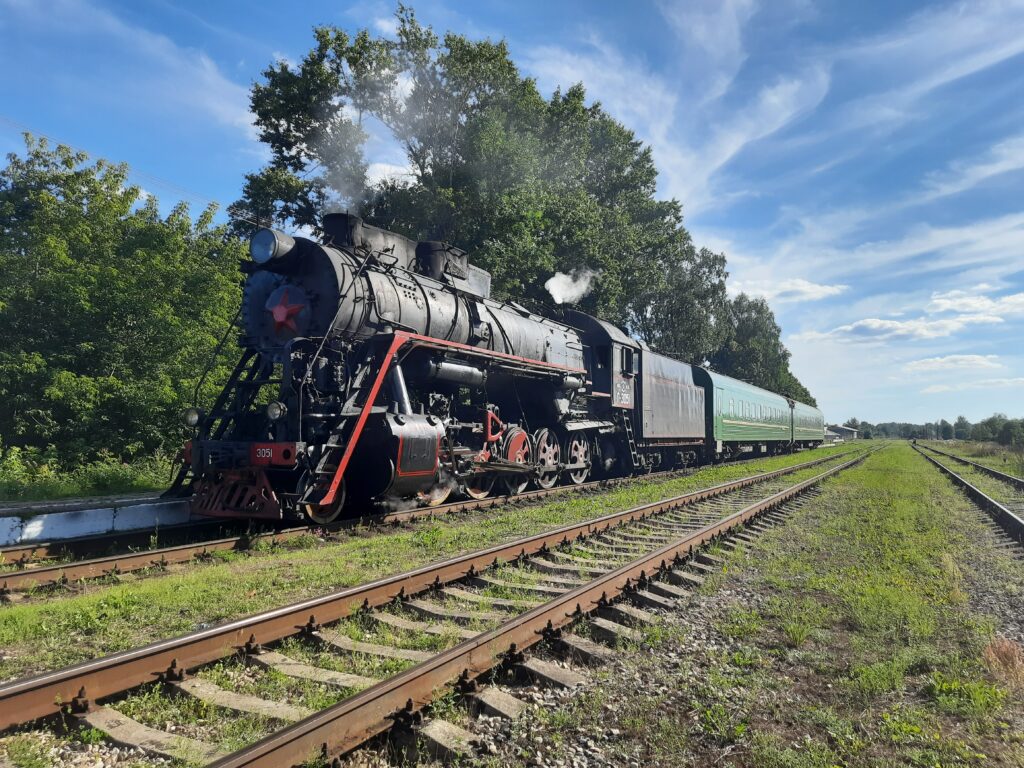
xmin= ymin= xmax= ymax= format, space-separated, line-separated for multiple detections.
xmin=921 ymin=134 xmax=1024 ymax=201
xmin=656 ymin=0 xmax=758 ymax=103
xmin=927 ymin=287 xmax=1024 ymax=316
xmin=1 ymin=0 xmax=253 ymax=139
xmin=903 ymin=354 xmax=1003 ymax=373
xmin=730 ymin=277 xmax=846 ymax=303
xmin=799 ymin=313 xmax=1003 ymax=342
xmin=366 ymin=161 xmax=412 ymax=186
xmin=372 ymin=16 xmax=398 ymax=35
xmin=828 ymin=1 xmax=1024 ymax=135
xmin=923 ymin=377 xmax=1024 ymax=394
xmin=523 ymin=36 xmax=829 ymax=214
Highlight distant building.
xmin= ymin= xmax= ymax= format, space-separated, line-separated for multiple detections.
xmin=824 ymin=430 xmax=843 ymax=444
xmin=829 ymin=424 xmax=859 ymax=440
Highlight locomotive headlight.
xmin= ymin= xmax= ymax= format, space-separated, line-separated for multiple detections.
xmin=250 ymin=228 xmax=296 ymax=265
xmin=183 ymin=407 xmax=203 ymax=427
xmin=266 ymin=401 xmax=288 ymax=421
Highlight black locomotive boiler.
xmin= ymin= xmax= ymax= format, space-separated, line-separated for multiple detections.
xmin=170 ymin=213 xmax=823 ymax=523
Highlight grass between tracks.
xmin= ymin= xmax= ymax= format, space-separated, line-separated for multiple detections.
xmin=0 ymin=445 xmax=858 ymax=682
xmin=488 ymin=442 xmax=1024 ymax=767
xmin=922 ymin=440 xmax=1024 ymax=479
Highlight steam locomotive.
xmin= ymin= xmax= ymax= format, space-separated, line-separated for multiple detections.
xmin=169 ymin=213 xmax=823 ymax=524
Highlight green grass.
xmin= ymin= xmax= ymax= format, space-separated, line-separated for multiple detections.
xmin=481 ymin=443 xmax=1024 ymax=768
xmin=0 ymin=449 xmax=173 ymax=501
xmin=0 ymin=445 xmax=859 ymax=680
xmin=926 ymin=440 xmax=1024 ymax=477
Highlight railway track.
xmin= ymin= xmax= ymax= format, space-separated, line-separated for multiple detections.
xmin=0 ymin=448 xmax=868 ymax=767
xmin=918 ymin=443 xmax=1024 ymax=492
xmin=0 ymin=450 xmax=834 ymax=595
xmin=914 ymin=444 xmax=1024 ymax=546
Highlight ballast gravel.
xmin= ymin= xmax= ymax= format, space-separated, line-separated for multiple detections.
xmin=0 ymin=730 xmax=166 ymax=768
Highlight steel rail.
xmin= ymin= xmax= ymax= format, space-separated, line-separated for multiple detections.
xmin=0 ymin=448 xmax=822 ymax=582
xmin=0 ymin=449 xmax=855 ymax=729
xmin=918 ymin=443 xmax=1024 ymax=492
xmin=211 ymin=450 xmax=871 ymax=767
xmin=1 ymin=528 xmax=311 ymax=593
xmin=0 ymin=519 xmax=241 ymax=567
xmin=913 ymin=445 xmax=1024 ymax=544
xmin=1 ymin=466 xmax=685 ymax=573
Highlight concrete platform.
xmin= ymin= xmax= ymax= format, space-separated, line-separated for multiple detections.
xmin=0 ymin=498 xmax=192 ymax=547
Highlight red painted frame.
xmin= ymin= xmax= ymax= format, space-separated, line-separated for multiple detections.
xmin=318 ymin=332 xmax=583 ymax=507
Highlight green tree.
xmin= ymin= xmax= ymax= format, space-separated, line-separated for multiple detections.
xmin=230 ymin=6 xmax=736 ymax=362
xmin=709 ymin=294 xmax=816 ymax=404
xmin=0 ymin=135 xmax=244 ymax=462
xmin=971 ymin=422 xmax=993 ymax=441
xmin=998 ymin=419 xmax=1024 ymax=447
xmin=939 ymin=419 xmax=954 ymax=440
xmin=953 ymin=415 xmax=971 ymax=440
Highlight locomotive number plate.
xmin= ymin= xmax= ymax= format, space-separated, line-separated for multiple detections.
xmin=249 ymin=442 xmax=298 ymax=467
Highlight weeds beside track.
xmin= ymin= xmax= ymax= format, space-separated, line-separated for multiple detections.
xmin=0 ymin=450 xmax=868 ymax=767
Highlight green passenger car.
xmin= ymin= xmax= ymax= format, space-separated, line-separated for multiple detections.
xmin=792 ymin=400 xmax=825 ymax=446
xmin=691 ymin=368 xmax=824 ymax=455
xmin=691 ymin=368 xmax=792 ymax=450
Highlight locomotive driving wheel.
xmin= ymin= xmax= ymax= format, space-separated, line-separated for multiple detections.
xmin=302 ymin=478 xmax=346 ymax=525
xmin=417 ymin=472 xmax=453 ymax=507
xmin=533 ymin=427 xmax=561 ymax=489
xmin=464 ymin=473 xmax=495 ymax=499
xmin=501 ymin=426 xmax=534 ymax=495
xmin=566 ymin=434 xmax=591 ymax=485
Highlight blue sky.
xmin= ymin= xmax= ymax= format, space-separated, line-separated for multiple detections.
xmin=2 ymin=0 xmax=1023 ymax=425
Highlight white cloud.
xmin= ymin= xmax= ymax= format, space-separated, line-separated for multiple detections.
xmin=271 ymin=51 xmax=297 ymax=69
xmin=366 ymin=161 xmax=413 ymax=186
xmin=927 ymin=288 xmax=1024 ymax=316
xmin=923 ymin=378 xmax=1024 ymax=395
xmin=730 ymin=277 xmax=846 ymax=302
xmin=799 ymin=313 xmax=1003 ymax=342
xmin=523 ymin=38 xmax=829 ymax=214
xmin=1 ymin=0 xmax=253 ymax=139
xmin=903 ymin=354 xmax=1003 ymax=373
xmin=656 ymin=0 xmax=758 ymax=103
xmin=373 ymin=16 xmax=398 ymax=35
xmin=828 ymin=2 xmax=1024 ymax=135
xmin=922 ymin=134 xmax=1024 ymax=201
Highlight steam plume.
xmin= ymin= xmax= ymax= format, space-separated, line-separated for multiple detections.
xmin=544 ymin=268 xmax=600 ymax=304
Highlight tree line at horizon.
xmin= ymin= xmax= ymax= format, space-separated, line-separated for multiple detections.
xmin=1 ymin=5 xmax=815 ymax=483
xmin=841 ymin=415 xmax=1024 ymax=446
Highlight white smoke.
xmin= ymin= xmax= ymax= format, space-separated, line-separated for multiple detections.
xmin=544 ymin=268 xmax=601 ymax=305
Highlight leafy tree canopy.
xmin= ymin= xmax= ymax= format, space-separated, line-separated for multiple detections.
xmin=0 ymin=135 xmax=244 ymax=462
xmin=231 ymin=4 xmax=762 ymax=370
xmin=708 ymin=294 xmax=816 ymax=405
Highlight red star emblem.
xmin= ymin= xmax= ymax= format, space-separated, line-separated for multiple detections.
xmin=268 ymin=289 xmax=304 ymax=333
